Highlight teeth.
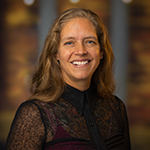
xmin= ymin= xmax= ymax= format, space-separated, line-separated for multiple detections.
xmin=72 ymin=61 xmax=89 ymax=65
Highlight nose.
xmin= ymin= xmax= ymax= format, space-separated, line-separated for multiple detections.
xmin=74 ymin=43 xmax=87 ymax=55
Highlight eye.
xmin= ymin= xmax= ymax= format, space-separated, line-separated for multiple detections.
xmin=87 ymin=41 xmax=94 ymax=44
xmin=65 ymin=41 xmax=73 ymax=45
xmin=86 ymin=40 xmax=96 ymax=45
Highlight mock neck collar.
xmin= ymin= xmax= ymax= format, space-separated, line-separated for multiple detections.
xmin=62 ymin=84 xmax=98 ymax=116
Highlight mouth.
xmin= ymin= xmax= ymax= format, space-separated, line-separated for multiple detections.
xmin=71 ymin=60 xmax=90 ymax=65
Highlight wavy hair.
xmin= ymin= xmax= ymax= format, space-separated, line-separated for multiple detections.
xmin=29 ymin=8 xmax=115 ymax=101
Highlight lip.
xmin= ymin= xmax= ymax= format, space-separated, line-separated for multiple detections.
xmin=71 ymin=59 xmax=91 ymax=67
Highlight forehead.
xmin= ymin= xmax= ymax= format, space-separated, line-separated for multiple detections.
xmin=60 ymin=17 xmax=96 ymax=36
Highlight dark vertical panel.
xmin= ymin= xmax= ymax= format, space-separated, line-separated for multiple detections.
xmin=0 ymin=0 xmax=7 ymax=110
xmin=110 ymin=0 xmax=129 ymax=102
xmin=38 ymin=0 xmax=57 ymax=53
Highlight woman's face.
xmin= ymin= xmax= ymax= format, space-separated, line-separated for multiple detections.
xmin=56 ymin=18 xmax=103 ymax=88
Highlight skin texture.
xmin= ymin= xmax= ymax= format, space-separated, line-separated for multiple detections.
xmin=56 ymin=18 xmax=103 ymax=91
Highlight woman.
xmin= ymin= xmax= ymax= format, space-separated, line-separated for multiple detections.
xmin=6 ymin=8 xmax=131 ymax=150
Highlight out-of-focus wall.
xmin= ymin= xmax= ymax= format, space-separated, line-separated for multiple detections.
xmin=57 ymin=0 xmax=111 ymax=28
xmin=0 ymin=0 xmax=150 ymax=150
xmin=127 ymin=0 xmax=150 ymax=149
xmin=0 ymin=0 xmax=111 ymax=149
xmin=0 ymin=0 xmax=39 ymax=148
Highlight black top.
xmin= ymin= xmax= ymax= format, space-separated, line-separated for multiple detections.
xmin=6 ymin=84 xmax=131 ymax=150
xmin=62 ymin=84 xmax=107 ymax=149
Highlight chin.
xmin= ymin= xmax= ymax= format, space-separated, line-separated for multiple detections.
xmin=74 ymin=74 xmax=91 ymax=81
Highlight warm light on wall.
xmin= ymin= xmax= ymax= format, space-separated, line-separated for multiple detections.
xmin=69 ymin=0 xmax=80 ymax=4
xmin=23 ymin=0 xmax=35 ymax=5
xmin=122 ymin=0 xmax=133 ymax=3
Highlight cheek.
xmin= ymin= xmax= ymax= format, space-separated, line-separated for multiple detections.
xmin=56 ymin=49 xmax=70 ymax=62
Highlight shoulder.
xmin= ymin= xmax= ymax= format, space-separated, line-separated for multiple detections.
xmin=107 ymin=95 xmax=128 ymax=119
xmin=6 ymin=100 xmax=47 ymax=149
xmin=15 ymin=99 xmax=52 ymax=123
xmin=108 ymin=95 xmax=126 ymax=108
xmin=19 ymin=99 xmax=51 ymax=110
xmin=17 ymin=100 xmax=43 ymax=113
xmin=14 ymin=100 xmax=43 ymax=120
xmin=97 ymin=95 xmax=125 ymax=106
xmin=97 ymin=95 xmax=127 ymax=114
xmin=113 ymin=95 xmax=127 ymax=111
xmin=8 ymin=100 xmax=47 ymax=137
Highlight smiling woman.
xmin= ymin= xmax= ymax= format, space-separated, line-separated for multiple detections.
xmin=6 ymin=8 xmax=131 ymax=150
xmin=56 ymin=17 xmax=102 ymax=91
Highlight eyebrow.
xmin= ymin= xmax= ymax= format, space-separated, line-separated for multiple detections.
xmin=61 ymin=36 xmax=97 ymax=42
xmin=61 ymin=37 xmax=76 ymax=43
xmin=84 ymin=36 xmax=97 ymax=41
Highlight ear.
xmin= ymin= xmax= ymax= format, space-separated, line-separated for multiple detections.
xmin=100 ymin=51 xmax=103 ymax=60
xmin=55 ymin=52 xmax=59 ymax=60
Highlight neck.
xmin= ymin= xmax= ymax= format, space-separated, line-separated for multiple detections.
xmin=65 ymin=80 xmax=91 ymax=91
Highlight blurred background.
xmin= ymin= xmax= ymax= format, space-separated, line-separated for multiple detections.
xmin=0 ymin=0 xmax=150 ymax=149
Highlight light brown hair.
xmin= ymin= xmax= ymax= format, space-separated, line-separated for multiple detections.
xmin=29 ymin=8 xmax=115 ymax=102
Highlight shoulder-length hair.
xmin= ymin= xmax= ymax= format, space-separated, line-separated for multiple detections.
xmin=29 ymin=8 xmax=115 ymax=102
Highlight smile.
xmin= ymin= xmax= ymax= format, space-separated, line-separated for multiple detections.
xmin=72 ymin=61 xmax=89 ymax=65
